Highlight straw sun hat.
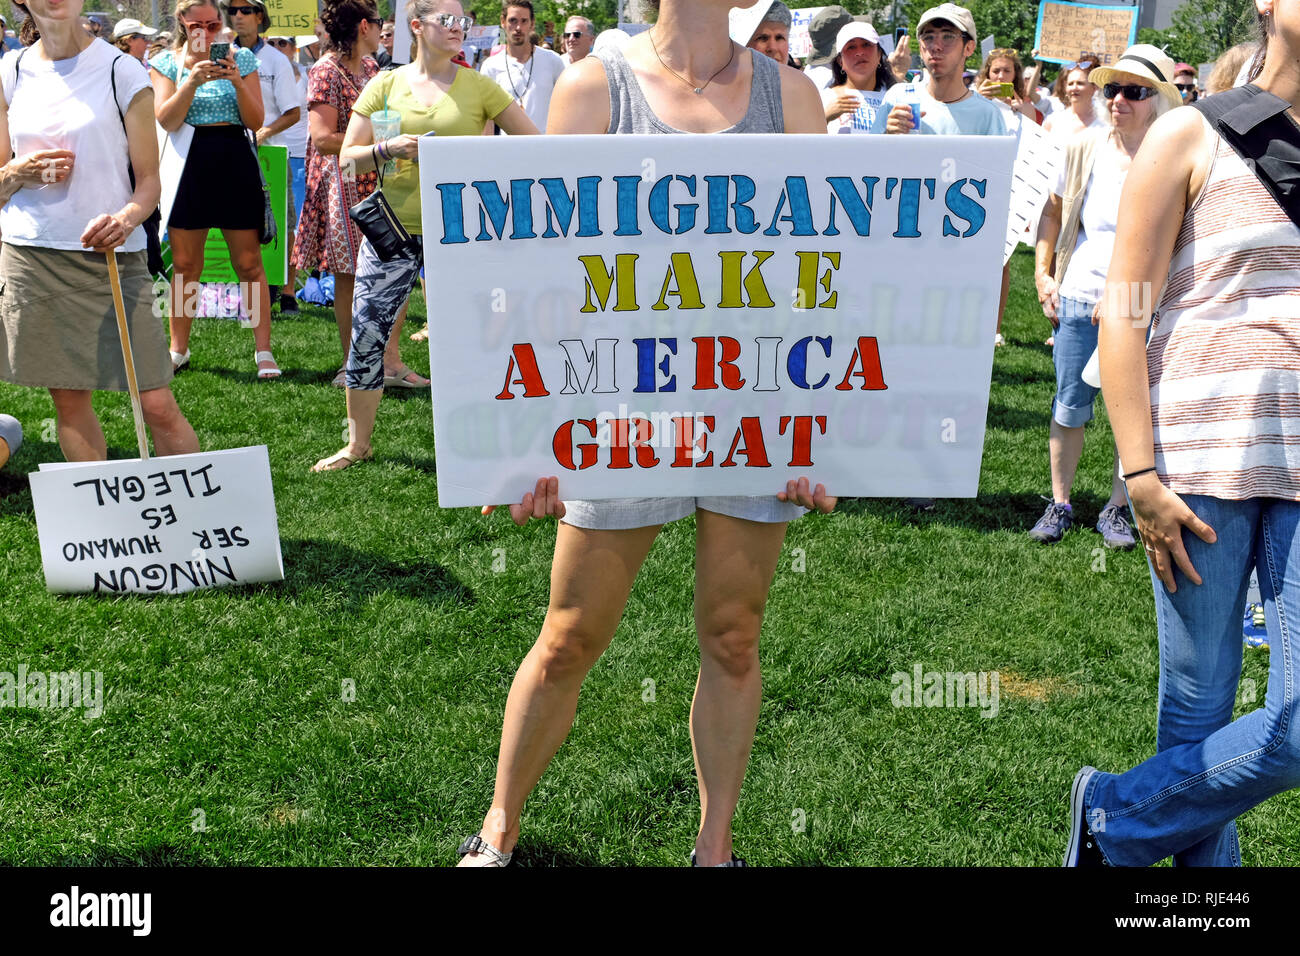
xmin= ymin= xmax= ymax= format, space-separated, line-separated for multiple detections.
xmin=1088 ymin=44 xmax=1183 ymax=110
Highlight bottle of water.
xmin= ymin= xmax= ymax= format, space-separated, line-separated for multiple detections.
xmin=903 ymin=83 xmax=923 ymax=132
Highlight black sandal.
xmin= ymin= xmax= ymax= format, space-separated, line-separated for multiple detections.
xmin=458 ymin=832 xmax=513 ymax=867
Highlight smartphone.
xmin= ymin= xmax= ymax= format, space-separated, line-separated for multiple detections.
xmin=995 ymin=82 xmax=1014 ymax=97
xmin=894 ymin=26 xmax=907 ymax=45
xmin=209 ymin=41 xmax=230 ymax=62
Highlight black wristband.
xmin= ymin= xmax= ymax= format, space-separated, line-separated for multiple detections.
xmin=1122 ymin=466 xmax=1158 ymax=481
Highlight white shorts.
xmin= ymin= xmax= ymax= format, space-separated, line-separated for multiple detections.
xmin=561 ymin=496 xmax=806 ymax=530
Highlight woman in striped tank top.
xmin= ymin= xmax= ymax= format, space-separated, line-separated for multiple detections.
xmin=457 ymin=0 xmax=828 ymax=868
xmin=1067 ymin=8 xmax=1300 ymax=866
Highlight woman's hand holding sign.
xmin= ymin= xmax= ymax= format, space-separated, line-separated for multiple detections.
xmin=778 ymin=478 xmax=837 ymax=513
xmin=482 ymin=476 xmax=567 ymax=526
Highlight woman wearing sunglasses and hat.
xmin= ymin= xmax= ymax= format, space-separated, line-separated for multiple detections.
xmin=1030 ymin=45 xmax=1179 ymax=552
xmin=1068 ymin=5 xmax=1300 ymax=866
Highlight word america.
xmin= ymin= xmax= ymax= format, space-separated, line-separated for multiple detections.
xmin=435 ymin=174 xmax=990 ymax=244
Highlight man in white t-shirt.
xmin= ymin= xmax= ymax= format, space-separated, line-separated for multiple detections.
xmin=560 ymin=16 xmax=594 ymax=65
xmin=224 ymin=0 xmax=301 ymax=309
xmin=481 ymin=1 xmax=566 ymax=132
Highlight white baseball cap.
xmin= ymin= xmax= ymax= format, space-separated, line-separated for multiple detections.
xmin=112 ymin=18 xmax=159 ymax=40
xmin=835 ymin=21 xmax=880 ymax=55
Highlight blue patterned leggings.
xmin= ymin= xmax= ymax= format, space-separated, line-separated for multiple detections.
xmin=345 ymin=238 xmax=421 ymax=391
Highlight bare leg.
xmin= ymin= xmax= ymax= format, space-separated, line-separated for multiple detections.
xmin=333 ymin=273 xmax=355 ymax=360
xmin=167 ymin=227 xmax=210 ymax=357
xmin=1049 ymin=419 xmax=1087 ymax=504
xmin=222 ymin=228 xmax=275 ymax=368
xmin=690 ymin=510 xmax=787 ymax=866
xmin=47 ymin=389 xmax=107 ymax=462
xmin=460 ymin=521 xmax=662 ymax=864
xmin=140 ymin=387 xmax=200 ymax=457
xmin=1108 ymin=441 xmax=1126 ymax=508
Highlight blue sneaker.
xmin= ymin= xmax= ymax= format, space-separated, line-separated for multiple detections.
xmin=1096 ymin=503 xmax=1136 ymax=550
xmin=1028 ymin=501 xmax=1072 ymax=543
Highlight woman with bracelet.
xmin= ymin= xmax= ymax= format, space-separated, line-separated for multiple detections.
xmin=1066 ymin=12 xmax=1300 ymax=866
xmin=1029 ymin=45 xmax=1178 ymax=549
xmin=0 ymin=0 xmax=199 ymax=461
xmin=151 ymin=0 xmax=280 ymax=379
xmin=458 ymin=0 xmax=830 ymax=868
xmin=311 ymin=0 xmax=536 ymax=472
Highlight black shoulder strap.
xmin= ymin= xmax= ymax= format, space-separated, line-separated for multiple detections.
xmin=10 ymin=47 xmax=27 ymax=94
xmin=107 ymin=53 xmax=137 ymax=189
xmin=1194 ymin=84 xmax=1300 ymax=233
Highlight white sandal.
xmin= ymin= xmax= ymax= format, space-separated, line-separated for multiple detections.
xmin=255 ymin=350 xmax=281 ymax=380
xmin=457 ymin=833 xmax=512 ymax=867
xmin=170 ymin=349 xmax=190 ymax=372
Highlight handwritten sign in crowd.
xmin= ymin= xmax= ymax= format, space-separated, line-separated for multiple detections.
xmin=29 ymin=448 xmax=284 ymax=595
xmin=418 ymin=134 xmax=1015 ymax=507
xmin=1034 ymin=0 xmax=1139 ymax=65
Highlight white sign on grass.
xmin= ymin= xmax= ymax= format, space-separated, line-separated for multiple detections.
xmin=29 ymin=447 xmax=284 ymax=595
xmin=419 ymin=134 xmax=1015 ymax=506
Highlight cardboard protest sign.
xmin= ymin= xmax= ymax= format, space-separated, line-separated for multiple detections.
xmin=29 ymin=447 xmax=284 ymax=595
xmin=262 ymin=0 xmax=317 ymax=35
xmin=1033 ymin=0 xmax=1137 ymax=65
xmin=789 ymin=6 xmax=827 ymax=59
xmin=1004 ymin=119 xmax=1065 ymax=264
xmin=419 ymin=134 xmax=1015 ymax=506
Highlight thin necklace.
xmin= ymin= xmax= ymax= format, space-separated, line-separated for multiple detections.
xmin=505 ymin=47 xmax=536 ymax=103
xmin=649 ymin=30 xmax=735 ymax=95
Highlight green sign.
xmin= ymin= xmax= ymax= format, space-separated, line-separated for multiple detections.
xmin=194 ymin=144 xmax=290 ymax=287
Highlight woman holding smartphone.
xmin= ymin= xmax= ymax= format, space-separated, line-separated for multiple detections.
xmin=458 ymin=0 xmax=829 ymax=868
xmin=151 ymin=0 xmax=280 ymax=379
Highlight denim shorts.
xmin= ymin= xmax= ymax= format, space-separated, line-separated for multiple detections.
xmin=562 ymin=496 xmax=807 ymax=530
xmin=1051 ymin=295 xmax=1100 ymax=428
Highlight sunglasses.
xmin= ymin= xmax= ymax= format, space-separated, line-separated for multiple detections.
xmin=423 ymin=13 xmax=472 ymax=31
xmin=269 ymin=37 xmax=293 ymax=47
xmin=563 ymin=31 xmax=586 ymax=38
xmin=1102 ymin=82 xmax=1158 ymax=100
xmin=184 ymin=19 xmax=223 ymax=32
xmin=225 ymin=5 xmax=259 ymax=15
xmin=1175 ymin=82 xmax=1195 ymax=91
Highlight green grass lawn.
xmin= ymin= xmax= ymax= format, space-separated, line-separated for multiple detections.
xmin=0 ymin=249 xmax=1294 ymax=866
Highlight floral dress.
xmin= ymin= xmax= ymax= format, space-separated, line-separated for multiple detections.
xmin=293 ymin=53 xmax=379 ymax=275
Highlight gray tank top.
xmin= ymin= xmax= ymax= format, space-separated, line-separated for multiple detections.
xmin=592 ymin=45 xmax=784 ymax=135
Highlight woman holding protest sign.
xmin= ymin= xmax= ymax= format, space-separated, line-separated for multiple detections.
xmin=1068 ymin=11 xmax=1300 ymax=867
xmin=1030 ymin=44 xmax=1178 ymax=550
xmin=0 ymin=0 xmax=199 ymax=461
xmin=151 ymin=0 xmax=280 ymax=379
xmin=457 ymin=0 xmax=830 ymax=868
xmin=310 ymin=0 xmax=536 ymax=472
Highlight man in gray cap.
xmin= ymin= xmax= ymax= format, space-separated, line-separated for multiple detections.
xmin=747 ymin=2 xmax=793 ymax=65
xmin=804 ymin=5 xmax=852 ymax=89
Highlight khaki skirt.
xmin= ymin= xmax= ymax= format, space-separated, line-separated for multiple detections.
xmin=0 ymin=244 xmax=173 ymax=392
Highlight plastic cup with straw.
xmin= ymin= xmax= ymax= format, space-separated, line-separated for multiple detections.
xmin=370 ymin=88 xmax=401 ymax=177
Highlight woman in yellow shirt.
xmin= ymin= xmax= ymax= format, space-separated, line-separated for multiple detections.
xmin=312 ymin=0 xmax=536 ymax=472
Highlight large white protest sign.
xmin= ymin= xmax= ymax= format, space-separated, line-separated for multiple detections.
xmin=29 ymin=447 xmax=284 ymax=595
xmin=419 ymin=134 xmax=1015 ymax=507
xmin=1004 ymin=119 xmax=1065 ymax=264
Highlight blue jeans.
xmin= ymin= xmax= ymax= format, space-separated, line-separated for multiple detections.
xmin=1051 ymin=295 xmax=1099 ymax=428
xmin=1085 ymin=495 xmax=1300 ymax=865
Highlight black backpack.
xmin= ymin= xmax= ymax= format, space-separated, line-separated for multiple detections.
xmin=1194 ymin=84 xmax=1300 ymax=234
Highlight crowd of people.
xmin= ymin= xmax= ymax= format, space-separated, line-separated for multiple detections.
xmin=0 ymin=0 xmax=1296 ymax=869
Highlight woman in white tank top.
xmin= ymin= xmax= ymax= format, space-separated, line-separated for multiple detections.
xmin=458 ymin=0 xmax=828 ymax=868
xmin=1069 ymin=16 xmax=1300 ymax=866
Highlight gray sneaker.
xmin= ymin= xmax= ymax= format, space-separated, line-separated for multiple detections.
xmin=1028 ymin=501 xmax=1073 ymax=543
xmin=1096 ymin=503 xmax=1136 ymax=550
